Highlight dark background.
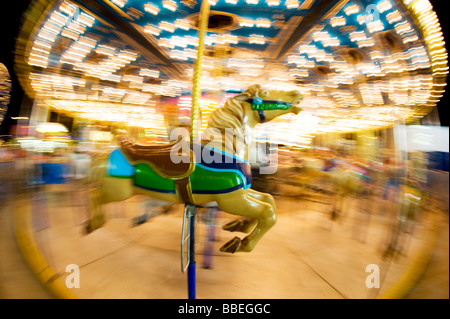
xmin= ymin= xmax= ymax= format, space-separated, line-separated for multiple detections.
xmin=0 ymin=0 xmax=448 ymax=138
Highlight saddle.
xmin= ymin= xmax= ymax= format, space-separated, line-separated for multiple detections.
xmin=118 ymin=136 xmax=195 ymax=180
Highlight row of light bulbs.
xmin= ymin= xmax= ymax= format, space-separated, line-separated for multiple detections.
xmin=22 ymin=0 xmax=447 ymax=137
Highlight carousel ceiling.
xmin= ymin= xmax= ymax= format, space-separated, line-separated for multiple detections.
xmin=0 ymin=63 xmax=12 ymax=129
xmin=14 ymin=0 xmax=448 ymax=144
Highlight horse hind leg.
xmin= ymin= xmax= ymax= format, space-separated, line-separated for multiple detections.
xmin=222 ymin=189 xmax=275 ymax=233
xmin=217 ymin=189 xmax=276 ymax=253
xmin=85 ymin=174 xmax=134 ymax=233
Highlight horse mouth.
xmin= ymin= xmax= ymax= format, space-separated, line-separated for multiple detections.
xmin=292 ymin=106 xmax=302 ymax=114
xmin=291 ymin=96 xmax=303 ymax=114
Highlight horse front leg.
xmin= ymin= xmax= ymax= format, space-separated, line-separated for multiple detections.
xmin=85 ymin=188 xmax=106 ymax=233
xmin=331 ymin=190 xmax=341 ymax=220
xmin=85 ymin=176 xmax=134 ymax=233
xmin=217 ymin=188 xmax=276 ymax=253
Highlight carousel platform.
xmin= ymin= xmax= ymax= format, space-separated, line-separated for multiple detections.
xmin=3 ymin=179 xmax=448 ymax=299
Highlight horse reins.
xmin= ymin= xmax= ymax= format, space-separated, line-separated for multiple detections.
xmin=246 ymin=97 xmax=292 ymax=122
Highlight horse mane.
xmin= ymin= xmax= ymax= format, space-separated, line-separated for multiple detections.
xmin=207 ymin=96 xmax=245 ymax=140
xmin=204 ymin=85 xmax=262 ymax=151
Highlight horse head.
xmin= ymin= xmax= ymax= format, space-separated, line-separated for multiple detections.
xmin=234 ymin=84 xmax=303 ymax=124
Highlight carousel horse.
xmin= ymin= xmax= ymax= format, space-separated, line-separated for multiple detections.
xmin=383 ymin=152 xmax=429 ymax=258
xmin=85 ymin=84 xmax=303 ymax=253
xmin=289 ymin=157 xmax=379 ymax=220
xmin=329 ymin=161 xmax=379 ymax=220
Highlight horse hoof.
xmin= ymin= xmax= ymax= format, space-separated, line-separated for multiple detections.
xmin=222 ymin=219 xmax=242 ymax=232
xmin=331 ymin=211 xmax=338 ymax=220
xmin=84 ymin=219 xmax=105 ymax=234
xmin=222 ymin=218 xmax=255 ymax=233
xmin=219 ymin=236 xmax=241 ymax=253
xmin=84 ymin=222 xmax=94 ymax=234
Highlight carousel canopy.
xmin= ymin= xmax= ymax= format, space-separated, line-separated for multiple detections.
xmin=0 ymin=63 xmax=12 ymax=128
xmin=14 ymin=0 xmax=448 ymax=143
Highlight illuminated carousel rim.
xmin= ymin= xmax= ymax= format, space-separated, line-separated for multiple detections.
xmin=0 ymin=63 xmax=12 ymax=128
xmin=13 ymin=0 xmax=449 ymax=135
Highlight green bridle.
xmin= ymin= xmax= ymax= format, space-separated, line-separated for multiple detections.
xmin=246 ymin=97 xmax=292 ymax=122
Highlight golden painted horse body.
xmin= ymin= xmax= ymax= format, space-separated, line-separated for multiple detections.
xmin=86 ymin=85 xmax=303 ymax=253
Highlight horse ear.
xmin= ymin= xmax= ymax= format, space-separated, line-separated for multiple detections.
xmin=287 ymin=90 xmax=301 ymax=97
xmin=234 ymin=84 xmax=261 ymax=101
xmin=234 ymin=92 xmax=251 ymax=101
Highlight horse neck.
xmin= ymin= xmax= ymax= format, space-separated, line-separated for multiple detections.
xmin=201 ymin=99 xmax=252 ymax=161
xmin=201 ymin=126 xmax=249 ymax=160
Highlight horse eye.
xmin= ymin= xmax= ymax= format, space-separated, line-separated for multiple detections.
xmin=260 ymin=90 xmax=269 ymax=98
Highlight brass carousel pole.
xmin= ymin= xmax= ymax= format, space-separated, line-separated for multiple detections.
xmin=190 ymin=0 xmax=210 ymax=144
xmin=184 ymin=0 xmax=210 ymax=300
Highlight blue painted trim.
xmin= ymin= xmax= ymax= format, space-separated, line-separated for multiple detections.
xmin=192 ymin=184 xmax=244 ymax=194
xmin=198 ymin=144 xmax=249 ymax=164
xmin=257 ymin=109 xmax=266 ymax=122
xmin=107 ymin=149 xmax=135 ymax=177
xmin=196 ymin=163 xmax=249 ymax=188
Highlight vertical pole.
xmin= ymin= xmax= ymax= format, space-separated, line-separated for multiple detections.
xmin=187 ymin=207 xmax=196 ymax=299
xmin=202 ymin=207 xmax=217 ymax=269
xmin=186 ymin=0 xmax=210 ymax=299
xmin=190 ymin=0 xmax=210 ymax=144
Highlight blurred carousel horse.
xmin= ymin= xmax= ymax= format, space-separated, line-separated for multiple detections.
xmin=85 ymin=84 xmax=303 ymax=253
xmin=289 ymin=157 xmax=381 ymax=220
xmin=329 ymin=160 xmax=381 ymax=220
xmin=382 ymin=152 xmax=429 ymax=258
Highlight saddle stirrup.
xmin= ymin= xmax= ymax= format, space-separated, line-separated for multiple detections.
xmin=181 ymin=204 xmax=196 ymax=273
xmin=181 ymin=204 xmax=197 ymax=299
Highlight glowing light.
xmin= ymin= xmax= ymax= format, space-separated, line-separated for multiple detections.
xmin=144 ymin=24 xmax=161 ymax=36
xmin=239 ymin=18 xmax=254 ymax=27
xmin=255 ymin=19 xmax=271 ymax=28
xmin=367 ymin=20 xmax=384 ymax=33
xmin=159 ymin=21 xmax=176 ymax=33
xmin=387 ymin=11 xmax=402 ymax=24
xmin=349 ymin=30 xmax=367 ymax=42
xmin=175 ymin=19 xmax=191 ymax=30
xmin=266 ymin=0 xmax=280 ymax=6
xmin=330 ymin=16 xmax=346 ymax=27
xmin=61 ymin=29 xmax=79 ymax=41
xmin=49 ymin=11 xmax=69 ymax=27
xmin=344 ymin=4 xmax=360 ymax=15
xmin=377 ymin=0 xmax=392 ymax=13
xmin=66 ymin=21 xmax=87 ymax=34
xmin=159 ymin=38 xmax=175 ymax=49
xmin=395 ymin=21 xmax=413 ymax=35
xmin=77 ymin=12 xmax=95 ymax=27
xmin=110 ymin=0 xmax=127 ymax=8
xmin=285 ymin=0 xmax=299 ymax=9
xmin=37 ymin=122 xmax=68 ymax=133
xmin=122 ymin=75 xmax=143 ymax=83
xmin=249 ymin=34 xmax=266 ymax=45
xmin=96 ymin=45 xmax=117 ymax=56
xmin=162 ymin=0 xmax=178 ymax=11
xmin=59 ymin=1 xmax=76 ymax=16
xmin=144 ymin=3 xmax=160 ymax=15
